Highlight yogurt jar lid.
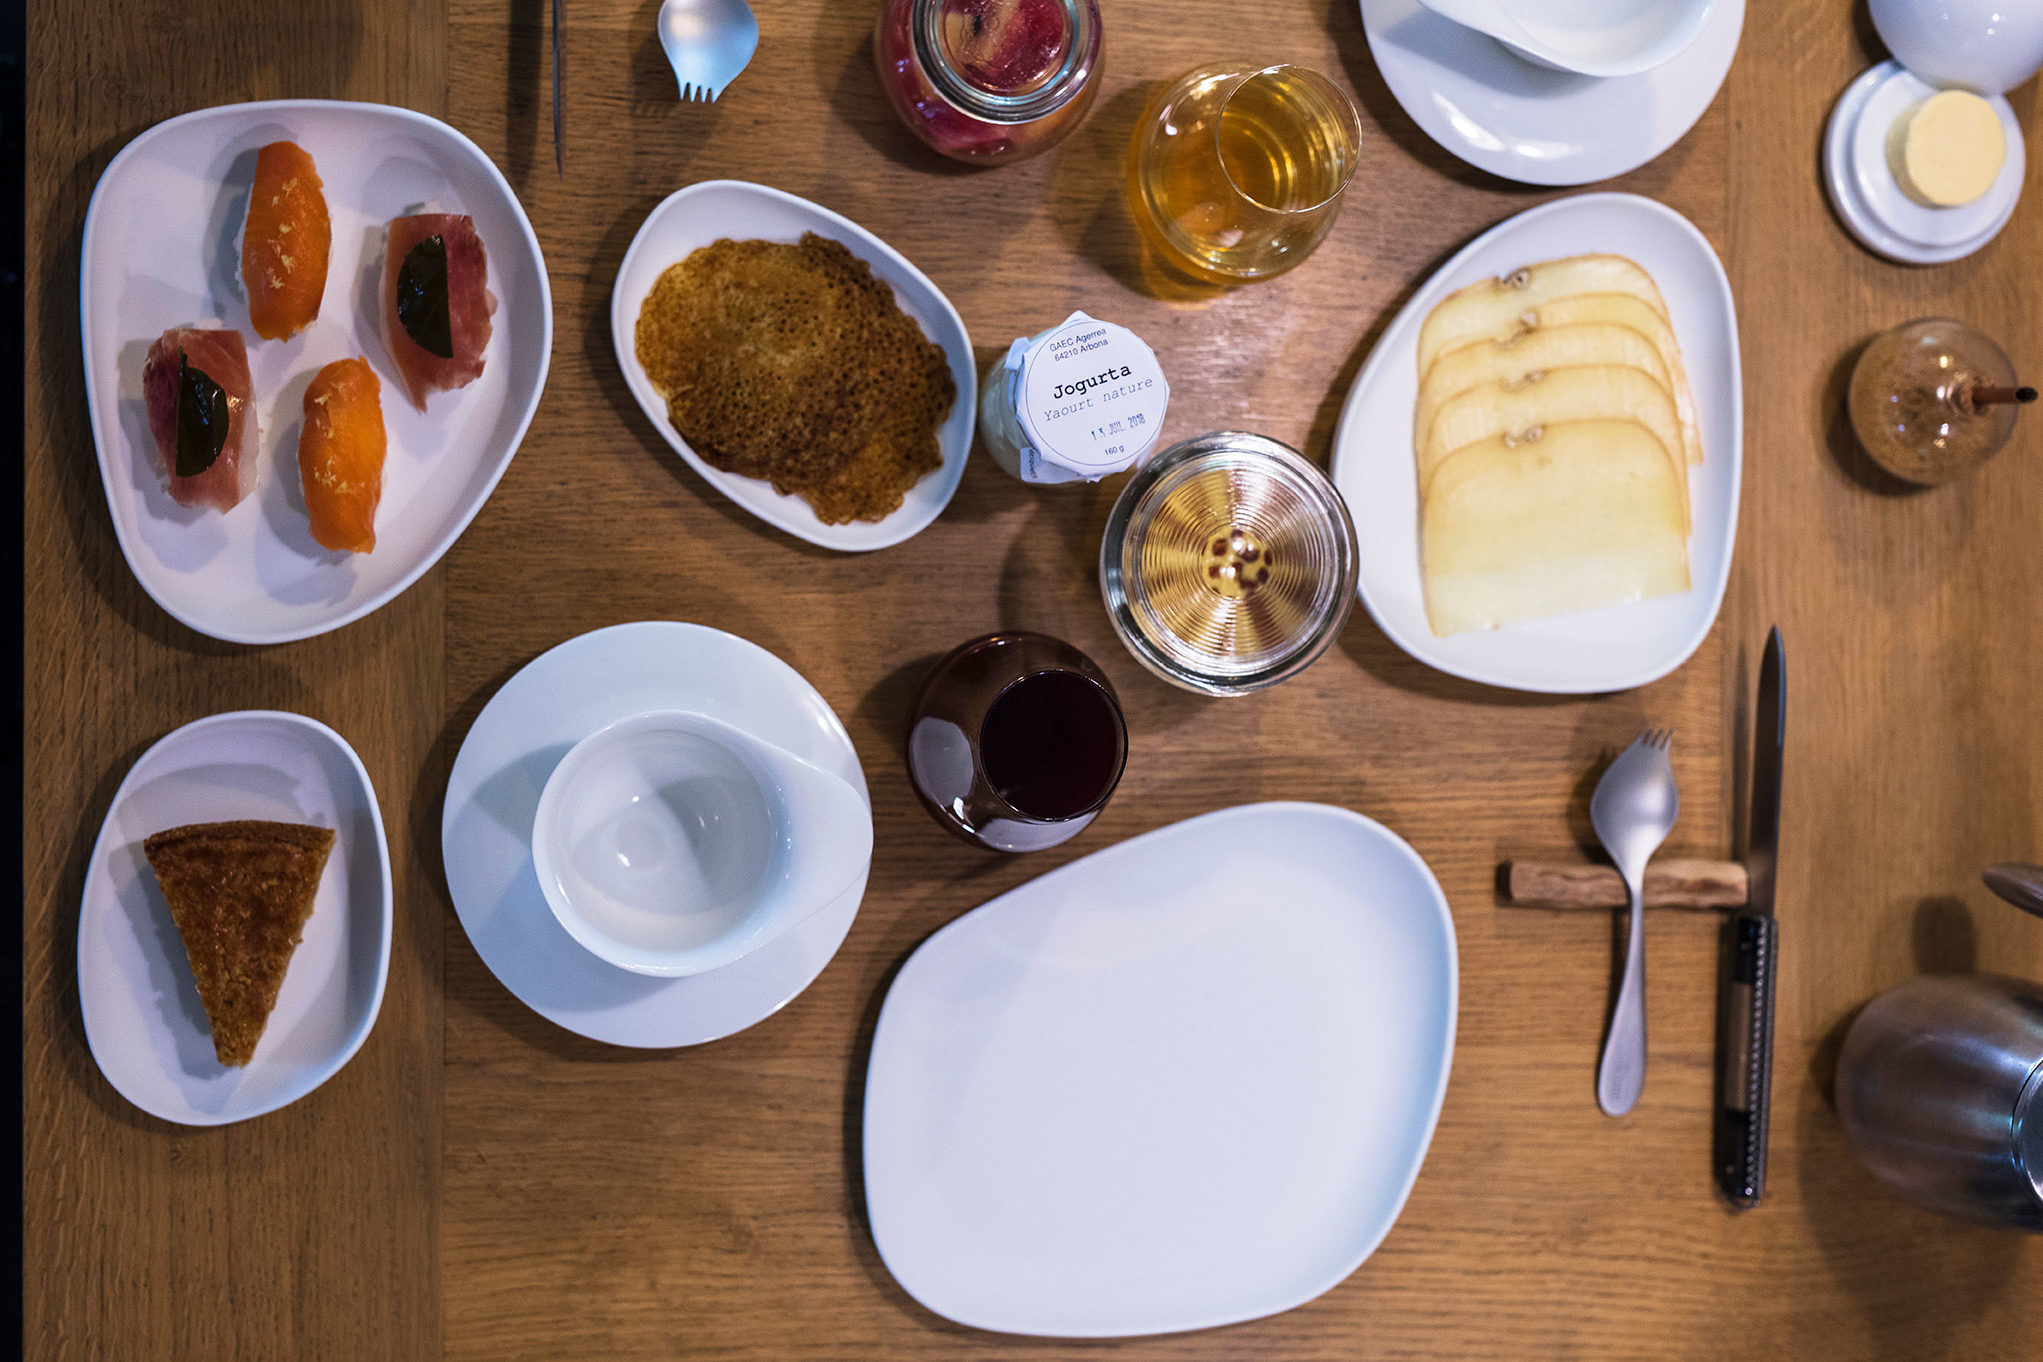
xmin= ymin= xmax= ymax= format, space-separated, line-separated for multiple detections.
xmin=1012 ymin=311 xmax=1169 ymax=478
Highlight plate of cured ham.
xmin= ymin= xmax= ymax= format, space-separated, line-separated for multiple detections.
xmin=80 ymin=100 xmax=551 ymax=645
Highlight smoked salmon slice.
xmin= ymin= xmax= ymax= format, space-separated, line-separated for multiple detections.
xmin=298 ymin=358 xmax=386 ymax=554
xmin=383 ymin=213 xmax=494 ymax=410
xmin=242 ymin=141 xmax=331 ymax=341
xmin=141 ymin=327 xmax=258 ymax=513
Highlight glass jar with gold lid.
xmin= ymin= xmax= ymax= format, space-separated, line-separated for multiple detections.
xmin=1100 ymin=431 xmax=1358 ymax=695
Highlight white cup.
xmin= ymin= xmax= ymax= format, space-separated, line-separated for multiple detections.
xmin=1870 ymin=0 xmax=2043 ymax=97
xmin=1414 ymin=0 xmax=1717 ymax=79
xmin=531 ymin=710 xmax=872 ymax=976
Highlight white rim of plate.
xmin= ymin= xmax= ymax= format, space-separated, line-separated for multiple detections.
xmin=608 ymin=179 xmax=976 ymax=553
xmin=78 ymin=709 xmax=395 ymax=1126
xmin=78 ymin=98 xmax=554 ymax=645
xmin=1330 ymin=191 xmax=1742 ymax=694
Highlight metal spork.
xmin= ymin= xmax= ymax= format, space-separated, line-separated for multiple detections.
xmin=657 ymin=0 xmax=759 ymax=103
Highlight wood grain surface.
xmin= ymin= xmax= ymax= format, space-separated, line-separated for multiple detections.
xmin=24 ymin=1 xmax=2042 ymax=1358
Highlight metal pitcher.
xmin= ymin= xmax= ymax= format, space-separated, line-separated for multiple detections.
xmin=1835 ymin=864 xmax=2043 ymax=1230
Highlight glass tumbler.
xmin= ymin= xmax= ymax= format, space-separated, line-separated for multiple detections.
xmin=1127 ymin=62 xmax=1363 ymax=284
xmin=907 ymin=633 xmax=1128 ymax=853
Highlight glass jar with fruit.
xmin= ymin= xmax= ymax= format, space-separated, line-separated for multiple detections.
xmin=874 ymin=0 xmax=1102 ymax=166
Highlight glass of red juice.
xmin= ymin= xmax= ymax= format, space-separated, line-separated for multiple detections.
xmin=907 ymin=633 xmax=1127 ymax=852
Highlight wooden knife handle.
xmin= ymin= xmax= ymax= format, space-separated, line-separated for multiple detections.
xmin=1503 ymin=858 xmax=1749 ymax=910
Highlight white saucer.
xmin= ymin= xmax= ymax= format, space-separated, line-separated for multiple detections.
xmin=441 ymin=622 xmax=869 ymax=1047
xmin=1823 ymin=61 xmax=2025 ymax=266
xmin=78 ymin=711 xmax=393 ymax=1125
xmin=1360 ymin=0 xmax=1743 ymax=186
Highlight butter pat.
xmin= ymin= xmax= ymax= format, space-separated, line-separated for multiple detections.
xmin=1890 ymin=91 xmax=2005 ymax=208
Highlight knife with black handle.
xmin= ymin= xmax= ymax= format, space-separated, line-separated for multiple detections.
xmin=1716 ymin=627 xmax=1783 ymax=1209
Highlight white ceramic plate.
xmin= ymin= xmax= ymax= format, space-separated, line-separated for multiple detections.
xmin=864 ymin=803 xmax=1458 ymax=1338
xmin=1360 ymin=0 xmax=1743 ymax=186
xmin=609 ymin=180 xmax=975 ymax=552
xmin=77 ymin=711 xmax=393 ymax=1125
xmin=1822 ymin=61 xmax=2025 ymax=267
xmin=1329 ymin=192 xmax=1741 ymax=694
xmin=80 ymin=99 xmax=552 ymax=644
xmin=441 ymin=621 xmax=869 ymax=1047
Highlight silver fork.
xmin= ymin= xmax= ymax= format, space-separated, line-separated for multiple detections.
xmin=1590 ymin=729 xmax=1680 ymax=1117
xmin=657 ymin=0 xmax=759 ymax=104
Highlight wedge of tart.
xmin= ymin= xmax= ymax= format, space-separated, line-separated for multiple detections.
xmin=142 ymin=820 xmax=336 ymax=1067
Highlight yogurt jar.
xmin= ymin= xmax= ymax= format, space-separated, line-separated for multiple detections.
xmin=977 ymin=311 xmax=1170 ymax=484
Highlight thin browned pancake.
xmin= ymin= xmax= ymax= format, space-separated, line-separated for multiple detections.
xmin=634 ymin=233 xmax=954 ymax=524
xmin=142 ymin=820 xmax=335 ymax=1067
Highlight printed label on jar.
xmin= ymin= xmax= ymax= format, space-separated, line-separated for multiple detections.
xmin=1012 ymin=312 xmax=1170 ymax=480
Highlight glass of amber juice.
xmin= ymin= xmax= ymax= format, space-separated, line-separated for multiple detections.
xmin=1127 ymin=63 xmax=1362 ymax=285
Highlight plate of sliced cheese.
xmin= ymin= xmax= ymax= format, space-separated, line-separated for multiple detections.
xmin=1330 ymin=193 xmax=1740 ymax=694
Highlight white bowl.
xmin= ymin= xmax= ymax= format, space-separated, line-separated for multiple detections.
xmin=1415 ymin=0 xmax=1716 ymax=78
xmin=531 ymin=710 xmax=872 ymax=977
xmin=1870 ymin=0 xmax=2043 ymax=96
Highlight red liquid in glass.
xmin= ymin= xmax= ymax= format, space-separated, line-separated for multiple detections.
xmin=978 ymin=670 xmax=1122 ymax=819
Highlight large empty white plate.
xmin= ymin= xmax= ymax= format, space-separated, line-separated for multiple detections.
xmin=1329 ymin=192 xmax=1742 ymax=694
xmin=1361 ymin=0 xmax=1743 ymax=186
xmin=77 ymin=711 xmax=393 ymax=1125
xmin=863 ymin=803 xmax=1458 ymax=1338
xmin=610 ymin=180 xmax=975 ymax=552
xmin=81 ymin=100 xmax=552 ymax=644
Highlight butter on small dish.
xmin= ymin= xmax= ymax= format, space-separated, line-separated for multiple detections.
xmin=1889 ymin=90 xmax=2007 ymax=208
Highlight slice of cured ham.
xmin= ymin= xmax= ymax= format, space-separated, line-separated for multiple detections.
xmin=383 ymin=213 xmax=494 ymax=410
xmin=141 ymin=327 xmax=258 ymax=513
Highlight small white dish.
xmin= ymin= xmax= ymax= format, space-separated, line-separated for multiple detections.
xmin=1360 ymin=0 xmax=1743 ymax=185
xmin=1328 ymin=192 xmax=1742 ymax=694
xmin=80 ymin=99 xmax=553 ymax=645
xmin=532 ymin=709 xmax=872 ymax=977
xmin=1413 ymin=0 xmax=1715 ymax=79
xmin=1823 ymin=62 xmax=2024 ymax=266
xmin=1869 ymin=0 xmax=2043 ymax=96
xmin=77 ymin=711 xmax=393 ymax=1125
xmin=863 ymin=803 xmax=1458 ymax=1338
xmin=442 ymin=621 xmax=869 ymax=1047
xmin=609 ymin=179 xmax=976 ymax=553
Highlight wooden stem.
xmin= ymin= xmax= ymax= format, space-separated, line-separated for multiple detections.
xmin=1502 ymin=858 xmax=1749 ymax=910
xmin=1966 ymin=384 xmax=2037 ymax=408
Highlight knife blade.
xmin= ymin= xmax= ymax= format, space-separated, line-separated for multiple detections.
xmin=552 ymin=0 xmax=565 ymax=174
xmin=1716 ymin=627 xmax=1783 ymax=1208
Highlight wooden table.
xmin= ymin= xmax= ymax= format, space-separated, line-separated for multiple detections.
xmin=25 ymin=2 xmax=2043 ymax=1357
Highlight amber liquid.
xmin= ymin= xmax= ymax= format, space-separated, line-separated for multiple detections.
xmin=1130 ymin=66 xmax=1358 ymax=282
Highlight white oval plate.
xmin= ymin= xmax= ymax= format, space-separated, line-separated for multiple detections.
xmin=864 ymin=803 xmax=1458 ymax=1338
xmin=442 ymin=621 xmax=869 ymax=1047
xmin=609 ymin=180 xmax=975 ymax=552
xmin=77 ymin=711 xmax=394 ymax=1125
xmin=80 ymin=100 xmax=553 ymax=645
xmin=1329 ymin=192 xmax=1742 ymax=694
xmin=1360 ymin=0 xmax=1743 ymax=186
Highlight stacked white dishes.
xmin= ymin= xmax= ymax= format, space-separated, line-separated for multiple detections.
xmin=441 ymin=622 xmax=872 ymax=1047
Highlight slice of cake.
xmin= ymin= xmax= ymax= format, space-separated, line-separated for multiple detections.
xmin=142 ymin=820 xmax=336 ymax=1067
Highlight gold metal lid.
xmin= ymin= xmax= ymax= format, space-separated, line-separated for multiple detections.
xmin=1100 ymin=431 xmax=1357 ymax=695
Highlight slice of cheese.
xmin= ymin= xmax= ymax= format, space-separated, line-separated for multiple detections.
xmin=1428 ymin=291 xmax=1703 ymax=467
xmin=1419 ymin=364 xmax=1690 ymax=529
xmin=1417 ymin=322 xmax=1673 ymax=461
xmin=1423 ymin=420 xmax=1691 ymax=637
xmin=1890 ymin=90 xmax=2005 ymax=208
xmin=1417 ymin=255 xmax=1672 ymax=376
